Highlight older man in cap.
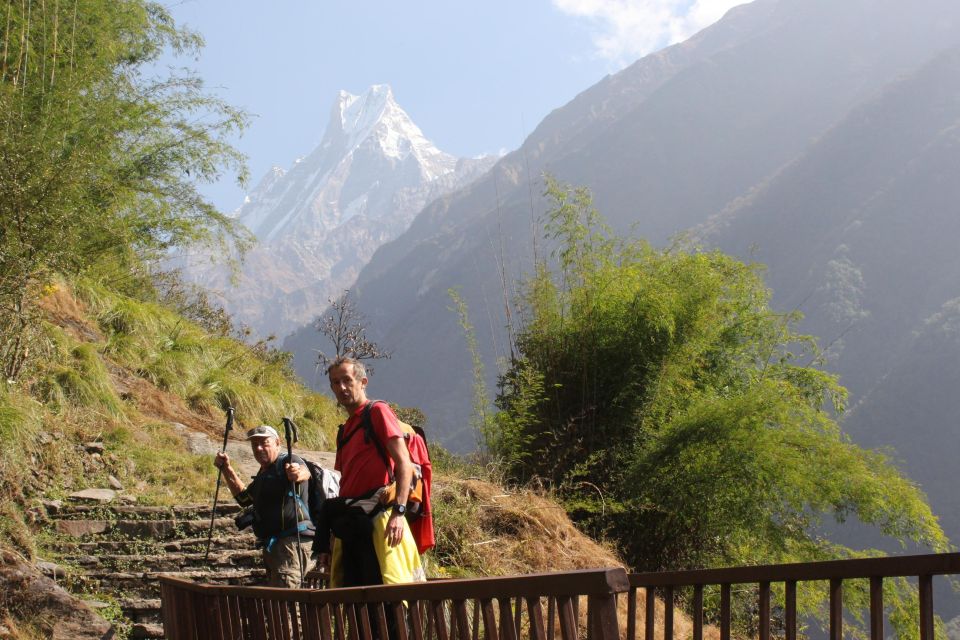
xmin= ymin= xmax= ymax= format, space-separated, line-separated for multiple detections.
xmin=214 ymin=424 xmax=315 ymax=588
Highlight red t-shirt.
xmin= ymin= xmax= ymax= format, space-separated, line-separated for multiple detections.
xmin=335 ymin=401 xmax=403 ymax=498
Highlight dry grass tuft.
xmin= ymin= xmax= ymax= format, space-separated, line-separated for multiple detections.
xmin=452 ymin=478 xmax=620 ymax=573
xmin=35 ymin=283 xmax=102 ymax=344
xmin=431 ymin=477 xmax=721 ymax=640
xmin=106 ymin=360 xmax=219 ymax=433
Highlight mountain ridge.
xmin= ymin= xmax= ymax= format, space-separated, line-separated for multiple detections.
xmin=698 ymin=45 xmax=960 ymax=549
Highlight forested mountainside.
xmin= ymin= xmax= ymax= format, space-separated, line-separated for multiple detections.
xmin=700 ymin=46 xmax=960 ymax=549
xmin=284 ymin=0 xmax=960 ymax=555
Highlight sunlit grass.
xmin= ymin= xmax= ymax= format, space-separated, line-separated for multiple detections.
xmin=76 ymin=278 xmax=343 ymax=448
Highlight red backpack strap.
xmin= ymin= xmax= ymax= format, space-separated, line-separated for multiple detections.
xmin=361 ymin=400 xmax=395 ymax=482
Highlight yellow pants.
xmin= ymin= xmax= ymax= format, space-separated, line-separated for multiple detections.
xmin=329 ymin=510 xmax=426 ymax=588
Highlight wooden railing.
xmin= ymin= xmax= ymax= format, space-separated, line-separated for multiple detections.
xmin=628 ymin=552 xmax=960 ymax=640
xmin=160 ymin=553 xmax=960 ymax=640
xmin=160 ymin=567 xmax=629 ymax=640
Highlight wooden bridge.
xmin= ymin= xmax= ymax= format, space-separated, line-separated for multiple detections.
xmin=159 ymin=552 xmax=960 ymax=640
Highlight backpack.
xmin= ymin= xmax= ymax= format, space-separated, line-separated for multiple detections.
xmin=305 ymin=459 xmax=340 ymax=522
xmin=277 ymin=454 xmax=340 ymax=527
xmin=336 ymin=400 xmax=435 ymax=554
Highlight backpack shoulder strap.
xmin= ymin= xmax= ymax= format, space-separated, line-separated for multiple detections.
xmin=274 ymin=452 xmax=308 ymax=481
xmin=362 ymin=400 xmax=395 ymax=482
xmin=273 ymin=452 xmax=288 ymax=475
xmin=336 ymin=418 xmax=365 ymax=452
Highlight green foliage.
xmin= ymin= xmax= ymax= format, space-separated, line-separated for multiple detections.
xmin=111 ymin=421 xmax=216 ymax=505
xmin=0 ymin=390 xmax=43 ymax=557
xmin=0 ymin=0 xmax=252 ymax=378
xmin=494 ymin=177 xmax=947 ymax=576
xmin=489 ymin=358 xmax=542 ymax=472
xmin=0 ymin=388 xmax=42 ymax=478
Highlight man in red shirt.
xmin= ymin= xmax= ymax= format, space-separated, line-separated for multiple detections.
xmin=315 ymin=356 xmax=424 ymax=587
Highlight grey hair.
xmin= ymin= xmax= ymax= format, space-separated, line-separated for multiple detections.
xmin=327 ymin=356 xmax=367 ymax=380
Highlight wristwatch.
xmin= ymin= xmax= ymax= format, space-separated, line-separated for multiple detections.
xmin=391 ymin=503 xmax=407 ymax=515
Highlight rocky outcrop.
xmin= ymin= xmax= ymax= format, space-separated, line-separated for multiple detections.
xmin=0 ymin=549 xmax=113 ymax=640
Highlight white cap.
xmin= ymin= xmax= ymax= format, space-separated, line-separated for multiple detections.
xmin=245 ymin=425 xmax=279 ymax=440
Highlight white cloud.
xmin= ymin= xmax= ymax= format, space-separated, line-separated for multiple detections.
xmin=553 ymin=0 xmax=748 ymax=66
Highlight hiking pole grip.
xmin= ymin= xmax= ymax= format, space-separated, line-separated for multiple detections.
xmin=282 ymin=416 xmax=298 ymax=454
xmin=282 ymin=416 xmax=305 ymax=587
xmin=204 ymin=407 xmax=234 ymax=561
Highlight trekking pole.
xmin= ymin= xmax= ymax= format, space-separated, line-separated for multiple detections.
xmin=282 ymin=416 xmax=305 ymax=587
xmin=204 ymin=407 xmax=234 ymax=561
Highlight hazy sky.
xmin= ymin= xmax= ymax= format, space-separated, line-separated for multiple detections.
xmin=163 ymin=0 xmax=746 ymax=212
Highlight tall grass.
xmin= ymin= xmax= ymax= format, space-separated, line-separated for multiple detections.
xmin=33 ymin=332 xmax=124 ymax=416
xmin=0 ymin=389 xmax=45 ymax=557
xmin=0 ymin=390 xmax=42 ymax=484
xmin=102 ymin=421 xmax=215 ymax=504
xmin=75 ymin=279 xmax=341 ymax=449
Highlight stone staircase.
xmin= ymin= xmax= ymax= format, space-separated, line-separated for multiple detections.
xmin=39 ymin=501 xmax=266 ymax=639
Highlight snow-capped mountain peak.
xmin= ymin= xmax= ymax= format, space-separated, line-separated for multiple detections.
xmin=236 ymin=84 xmax=460 ymax=242
xmin=184 ymin=85 xmax=497 ymax=339
xmin=333 ymin=84 xmax=442 ymax=165
xmin=338 ymin=84 xmax=392 ymax=133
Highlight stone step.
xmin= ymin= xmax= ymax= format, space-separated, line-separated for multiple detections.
xmin=78 ymin=568 xmax=265 ymax=597
xmin=157 ymin=533 xmax=258 ymax=553
xmin=53 ymin=533 xmax=257 ymax=555
xmin=46 ymin=503 xmax=243 ymax=520
xmin=53 ymin=516 xmax=238 ymax=540
xmin=131 ymin=622 xmax=164 ymax=639
xmin=87 ymin=567 xmax=265 ymax=583
xmin=40 ymin=494 xmax=276 ymax=639
xmin=61 ymin=549 xmax=262 ymax=573
xmin=120 ymin=598 xmax=162 ymax=625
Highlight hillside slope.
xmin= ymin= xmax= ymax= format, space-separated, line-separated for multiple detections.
xmin=0 ymin=279 xmax=344 ymax=637
xmin=1 ymin=281 xmax=650 ymax=638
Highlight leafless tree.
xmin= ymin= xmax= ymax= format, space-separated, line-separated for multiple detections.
xmin=315 ymin=291 xmax=391 ymax=373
